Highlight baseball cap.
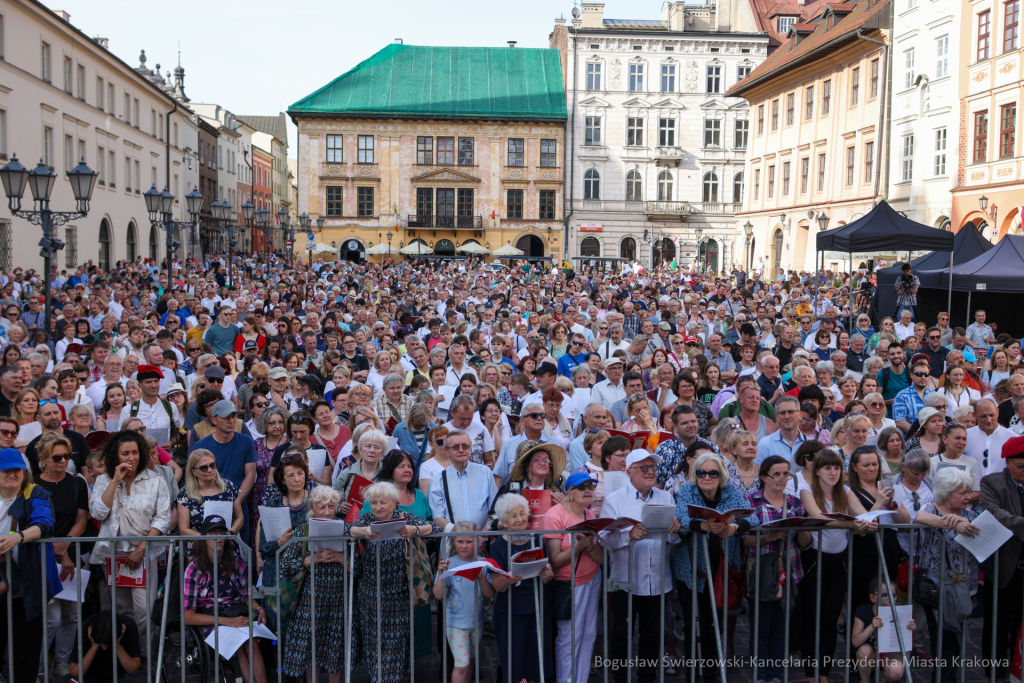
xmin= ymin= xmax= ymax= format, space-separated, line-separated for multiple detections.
xmin=243 ymin=340 xmax=259 ymax=352
xmin=536 ymin=362 xmax=558 ymax=376
xmin=268 ymin=367 xmax=289 ymax=380
xmin=625 ymin=449 xmax=661 ymax=468
xmin=210 ymin=400 xmax=238 ymax=419
xmin=201 ymin=515 xmax=230 ymax=534
xmin=0 ymin=448 xmax=26 ymax=471
xmin=564 ymin=472 xmax=598 ymax=491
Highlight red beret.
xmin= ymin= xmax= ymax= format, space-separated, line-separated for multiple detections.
xmin=137 ymin=365 xmax=163 ymax=381
xmin=1001 ymin=435 xmax=1024 ymax=459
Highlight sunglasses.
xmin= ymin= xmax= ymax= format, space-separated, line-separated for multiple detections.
xmin=206 ymin=377 xmax=225 ymax=384
xmin=49 ymin=454 xmax=68 ymax=463
xmin=524 ymin=412 xmax=544 ymax=420
xmin=192 ymin=463 xmax=217 ymax=473
xmin=38 ymin=398 xmax=58 ymax=406
xmin=279 ymin=453 xmax=305 ymax=465
xmin=572 ymin=482 xmax=597 ymax=491
xmin=253 ymin=401 xmax=269 ymax=409
xmin=631 ymin=464 xmax=656 ymax=474
xmin=695 ymin=469 xmax=721 ymax=479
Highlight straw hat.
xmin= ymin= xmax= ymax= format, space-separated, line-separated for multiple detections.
xmin=509 ymin=441 xmax=566 ymax=486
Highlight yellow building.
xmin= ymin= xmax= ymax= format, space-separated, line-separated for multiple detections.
xmin=289 ymin=43 xmax=567 ymax=263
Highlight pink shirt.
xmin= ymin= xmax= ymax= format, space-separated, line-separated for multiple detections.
xmin=542 ymin=504 xmax=600 ymax=585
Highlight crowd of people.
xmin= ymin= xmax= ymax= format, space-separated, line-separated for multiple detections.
xmin=0 ymin=253 xmax=1020 ymax=683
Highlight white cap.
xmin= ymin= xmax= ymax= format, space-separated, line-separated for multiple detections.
xmin=625 ymin=449 xmax=661 ymax=468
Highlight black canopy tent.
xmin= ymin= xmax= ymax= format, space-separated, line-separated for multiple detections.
xmin=815 ymin=200 xmax=955 ymax=326
xmin=873 ymin=221 xmax=991 ymax=322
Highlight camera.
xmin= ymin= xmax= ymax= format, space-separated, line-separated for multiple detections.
xmin=896 ymin=272 xmax=915 ymax=294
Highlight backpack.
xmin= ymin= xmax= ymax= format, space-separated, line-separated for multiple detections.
xmin=128 ymin=398 xmax=175 ymax=423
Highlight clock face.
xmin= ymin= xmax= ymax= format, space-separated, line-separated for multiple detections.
xmin=347 ymin=240 xmax=359 ymax=250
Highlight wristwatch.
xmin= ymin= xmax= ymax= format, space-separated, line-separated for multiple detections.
xmin=16 ymin=532 xmax=24 ymax=543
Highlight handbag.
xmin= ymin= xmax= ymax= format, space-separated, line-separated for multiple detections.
xmin=273 ymin=524 xmax=309 ymax=623
xmin=713 ymin=539 xmax=746 ymax=612
xmin=746 ymin=548 xmax=783 ymax=603
xmin=407 ymin=538 xmax=433 ymax=606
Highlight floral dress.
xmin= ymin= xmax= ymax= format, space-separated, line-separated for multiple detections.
xmin=351 ymin=510 xmax=439 ymax=683
xmin=176 ymin=481 xmax=240 ymax=553
xmin=257 ymin=493 xmax=309 ymax=632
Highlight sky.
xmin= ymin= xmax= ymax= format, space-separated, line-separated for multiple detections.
xmin=43 ymin=0 xmax=665 ymax=159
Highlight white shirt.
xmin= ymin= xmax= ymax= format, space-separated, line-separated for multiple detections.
xmin=599 ymin=483 xmax=680 ymax=596
xmin=802 ymin=332 xmax=837 ymax=351
xmin=518 ymin=390 xmax=574 ymax=421
xmin=936 ymin=385 xmax=980 ymax=418
xmin=964 ymin=425 xmax=1013 ymax=476
xmin=598 ymin=339 xmax=630 ymax=362
xmin=442 ymin=419 xmax=495 ymax=466
xmin=118 ymin=396 xmax=182 ymax=433
xmin=893 ymin=477 xmax=935 ymax=554
xmin=801 ymin=487 xmax=851 ymax=553
xmin=445 ymin=363 xmax=477 ymax=388
xmin=86 ymin=376 xmax=128 ymax=409
xmin=592 ymin=378 xmax=627 ymax=411
xmin=931 ymin=453 xmax=983 ymax=491
xmin=894 ymin=322 xmax=916 ymax=341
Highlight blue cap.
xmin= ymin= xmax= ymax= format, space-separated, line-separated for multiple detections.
xmin=0 ymin=448 xmax=26 ymax=471
xmin=565 ymin=472 xmax=598 ymax=491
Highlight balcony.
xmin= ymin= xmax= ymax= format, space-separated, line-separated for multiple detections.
xmin=573 ymin=200 xmax=689 ymax=216
xmin=689 ymin=202 xmax=742 ymax=214
xmin=406 ymin=215 xmax=483 ymax=229
xmin=653 ymin=146 xmax=683 ymax=167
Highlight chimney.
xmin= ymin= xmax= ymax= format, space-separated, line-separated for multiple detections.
xmin=394 ymin=38 xmax=403 ymax=44
xmin=508 ymin=40 xmax=517 ymax=48
xmin=581 ymin=2 xmax=605 ymax=28
xmin=53 ymin=9 xmax=71 ymax=21
xmin=554 ymin=17 xmax=566 ymax=26
xmin=93 ymin=36 xmax=109 ymax=49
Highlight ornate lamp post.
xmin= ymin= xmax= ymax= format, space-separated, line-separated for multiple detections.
xmin=694 ymin=225 xmax=704 ymax=273
xmin=310 ymin=215 xmax=324 ymax=266
xmin=743 ymin=220 xmax=754 ymax=271
xmin=295 ymin=213 xmax=311 ymax=269
xmin=144 ymin=184 xmax=202 ymax=278
xmin=0 ymin=155 xmax=96 ymax=334
xmin=387 ymin=230 xmax=393 ymax=259
xmin=276 ymin=208 xmax=290 ymax=264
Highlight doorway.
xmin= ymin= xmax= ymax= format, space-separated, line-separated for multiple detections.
xmin=699 ymin=239 xmax=719 ymax=272
xmin=516 ymin=234 xmax=545 ymax=258
xmin=339 ymin=238 xmax=365 ymax=264
xmin=770 ymin=228 xmax=783 ymax=275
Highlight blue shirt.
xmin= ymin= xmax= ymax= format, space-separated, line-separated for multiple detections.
xmin=877 ymin=366 xmax=911 ymax=417
xmin=428 ymin=462 xmax=498 ymax=529
xmin=704 ymin=350 xmax=736 ymax=372
xmin=892 ymin=386 xmax=933 ymax=429
xmin=557 ymin=352 xmax=587 ymax=378
xmin=192 ymin=432 xmax=257 ymax=491
xmin=441 ymin=555 xmax=487 ymax=630
xmin=754 ymin=430 xmax=809 ymax=466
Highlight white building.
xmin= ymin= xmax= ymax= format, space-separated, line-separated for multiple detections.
xmin=887 ymin=0 xmax=959 ymax=231
xmin=551 ymin=1 xmax=769 ymax=271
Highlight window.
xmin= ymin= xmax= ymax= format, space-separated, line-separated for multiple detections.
xmin=580 ymin=237 xmax=601 ymax=257
xmin=507 ymin=189 xmax=524 ymax=218
xmin=659 ymin=171 xmax=674 ymax=201
xmin=620 ymin=237 xmax=636 ymax=261
xmin=735 ymin=120 xmax=749 ymax=149
xmin=767 ymin=166 xmax=775 ymax=197
xmin=902 ymin=135 xmax=914 ymax=181
xmin=326 ymin=187 xmax=343 ymax=217
xmin=738 ymin=64 xmax=752 ymax=80
xmin=96 ymin=77 xmax=104 ymax=110
xmin=626 ymin=170 xmax=643 ymax=200
xmin=107 ymin=83 xmax=114 ymax=114
xmin=629 ymin=63 xmax=643 ymax=91
xmin=771 ymin=99 xmax=779 ymax=130
xmin=862 ymin=142 xmax=874 ymax=183
xmin=458 ymin=137 xmax=474 ymax=165
xmin=703 ymin=119 xmax=721 ymax=147
xmin=784 ymin=93 xmax=794 ymax=125
xmin=507 ymin=138 xmax=525 ymax=166
xmin=134 ymin=99 xmax=139 ymax=128
xmin=79 ymin=140 xmax=86 ymax=167
xmin=134 ymin=160 xmax=140 ymax=193
xmin=584 ymin=169 xmax=600 ymax=200
xmin=584 ymin=117 xmax=601 ymax=146
xmin=326 ymin=135 xmax=343 ymax=163
xmin=357 ymin=135 xmax=374 ymax=163
xmin=800 ymin=157 xmax=809 ymax=193
xmin=659 ymin=118 xmax=676 ymax=146
xmin=457 ymin=189 xmax=474 ymax=217
xmin=77 ymin=65 xmax=84 ymax=100
xmin=356 ymin=187 xmax=374 ymax=216
xmin=1001 ymin=103 xmax=1016 ymax=157
xmin=935 ymin=38 xmax=949 ymax=79
xmin=701 ymin=172 xmax=718 ymax=203
xmin=805 ymin=86 xmax=815 ymax=119
xmin=846 ymin=147 xmax=855 ymax=185
xmin=758 ymin=105 xmax=765 ymax=134
xmin=974 ymin=111 xmax=989 ymax=162
xmin=41 ymin=127 xmax=53 ymax=167
xmin=979 ymin=11 xmax=991 ymax=60
xmin=822 ymin=80 xmax=831 ymax=115
xmin=540 ymin=139 xmax=557 ymax=167
xmin=586 ymin=62 xmax=602 ymax=90
xmin=436 ymin=189 xmax=454 ymax=220
xmin=627 ymin=118 xmax=644 ymax=146
xmin=416 ymin=188 xmax=433 ymax=217
xmin=778 ymin=16 xmax=797 ymax=33
xmin=41 ymin=42 xmax=50 ymax=82
xmin=632 ymin=44 xmax=643 ymax=51
xmin=754 ymin=169 xmax=761 ymax=199
xmin=63 ymin=56 xmax=72 ymax=93
xmin=817 ymin=153 xmax=826 ymax=191
xmin=96 ymin=147 xmax=104 ymax=184
xmin=707 ymin=65 xmax=722 ymax=93
xmin=437 ymin=137 xmax=454 ymax=165
xmin=934 ymin=128 xmax=947 ymax=175
xmin=851 ymin=67 xmax=860 ymax=105
xmin=905 ymin=49 xmax=915 ymax=89
xmin=909 ymin=0 xmax=918 ymax=8
xmin=733 ymin=173 xmax=744 ymax=203
xmin=416 ymin=136 xmax=433 ymax=165
xmin=661 ymin=64 xmax=676 ymax=92
xmin=781 ymin=162 xmax=790 ymax=195
xmin=539 ymin=190 xmax=556 ymax=219
xmin=64 ymin=135 xmax=73 ymax=172
xmin=108 ymin=150 xmax=115 ymax=187
xmin=124 ymin=94 xmax=131 ymax=124
xmin=1006 ymin=1 xmax=1020 ymax=52
xmin=665 ymin=46 xmax=675 ymax=52
xmin=124 ymin=157 xmax=131 ymax=192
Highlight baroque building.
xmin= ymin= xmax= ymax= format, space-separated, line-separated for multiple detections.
xmin=551 ymin=1 xmax=769 ymax=272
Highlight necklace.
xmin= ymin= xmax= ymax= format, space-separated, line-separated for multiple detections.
xmin=735 ymin=461 xmax=757 ymax=478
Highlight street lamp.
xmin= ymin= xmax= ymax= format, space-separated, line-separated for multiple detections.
xmin=387 ymin=230 xmax=393 ymax=259
xmin=817 ymin=212 xmax=830 ymax=232
xmin=0 ymin=155 xmax=96 ymax=335
xmin=694 ymin=225 xmax=704 ymax=273
xmin=144 ymin=183 xmax=202 ymax=277
xmin=979 ymin=195 xmax=997 ymax=226
xmin=277 ymin=208 xmax=290 ymax=264
xmin=743 ymin=220 xmax=754 ymax=271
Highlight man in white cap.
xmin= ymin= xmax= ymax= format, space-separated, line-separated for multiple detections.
xmin=600 ymin=449 xmax=680 ymax=682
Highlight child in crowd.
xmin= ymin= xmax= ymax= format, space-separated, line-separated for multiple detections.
xmin=851 ymin=578 xmax=917 ymax=682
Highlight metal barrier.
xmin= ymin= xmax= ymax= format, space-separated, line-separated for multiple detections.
xmin=7 ymin=520 xmax=1023 ymax=683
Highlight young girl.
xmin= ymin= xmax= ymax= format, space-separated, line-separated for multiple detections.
xmin=432 ymin=521 xmax=495 ymax=683
xmin=851 ymin=578 xmax=916 ymax=683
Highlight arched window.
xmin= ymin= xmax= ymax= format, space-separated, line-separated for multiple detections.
xmin=626 ymin=170 xmax=643 ymax=201
xmin=620 ymin=237 xmax=636 ymax=261
xmin=125 ymin=223 xmax=137 ymax=262
xmin=580 ymin=236 xmax=601 ymax=257
xmin=703 ymin=172 xmax=719 ymax=203
xmin=149 ymin=225 xmax=158 ymax=262
xmin=733 ymin=172 xmax=744 ymax=204
xmin=584 ymin=169 xmax=601 ymax=200
xmin=658 ymin=171 xmax=673 ymax=201
xmin=98 ymin=220 xmax=111 ymax=271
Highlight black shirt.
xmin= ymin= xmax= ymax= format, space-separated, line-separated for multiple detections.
xmin=342 ymin=351 xmax=369 ymax=374
xmin=774 ymin=342 xmax=795 ymax=370
xmin=26 ymin=428 xmax=90 ymax=476
xmin=69 ymin=616 xmax=142 ymax=683
xmin=0 ymin=391 xmax=13 ymax=418
xmin=920 ymin=345 xmax=949 ymax=379
xmin=34 ymin=474 xmax=88 ymax=538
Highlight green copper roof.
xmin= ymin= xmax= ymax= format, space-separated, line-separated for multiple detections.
xmin=289 ymin=44 xmax=567 ymax=122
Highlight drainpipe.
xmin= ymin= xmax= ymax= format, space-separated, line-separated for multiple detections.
xmin=562 ymin=21 xmax=578 ymax=269
xmin=856 ymin=26 xmax=890 ymax=204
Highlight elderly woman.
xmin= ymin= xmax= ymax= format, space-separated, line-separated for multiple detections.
xmin=542 ymin=471 xmax=605 ymax=683
xmin=541 ymin=387 xmax=573 ymax=451
xmin=176 ymin=448 xmax=243 ymax=537
xmin=348 ymin=482 xmax=437 ymax=683
xmin=367 ymin=347 xmax=393 ymax=396
xmin=252 ymin=405 xmax=288 ymax=538
xmin=89 ymin=431 xmax=172 ymax=662
xmin=334 ymin=429 xmax=387 ymax=518
xmin=726 ymin=430 xmax=761 ymax=497
xmin=257 ymin=453 xmax=311 ymax=630
xmin=913 ymin=468 xmax=981 ymax=683
xmin=278 ymin=486 xmax=348 ymax=683
xmin=489 ymin=493 xmax=555 ymax=683
xmin=490 ymin=442 xmax=567 ymax=524
xmin=392 ymin=404 xmax=436 ymax=474
xmin=864 ymin=392 xmax=897 ymax=444
xmin=674 ymin=452 xmax=759 ymax=681
xmin=335 ymin=407 xmax=383 ymax=472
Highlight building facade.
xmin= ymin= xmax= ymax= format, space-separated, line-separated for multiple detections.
xmin=551 ymin=1 xmax=769 ymax=272
xmin=950 ymin=0 xmax=1024 ymax=239
xmin=729 ymin=0 xmax=892 ymax=275
xmin=240 ymin=115 xmax=290 ymax=254
xmin=289 ymin=43 xmax=567 ymax=264
xmin=887 ymin=0 xmax=959 ymax=231
xmin=196 ymin=118 xmax=220 ymax=255
xmin=252 ymin=147 xmax=273 ymax=254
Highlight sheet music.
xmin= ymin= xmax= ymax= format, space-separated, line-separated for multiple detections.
xmin=603 ymin=471 xmax=629 ymax=497
xmin=54 ymin=569 xmax=91 ymax=601
xmin=438 ymin=385 xmax=457 ymax=410
xmin=954 ymin=510 xmax=1013 ymax=562
xmin=306 ymin=447 xmax=328 ymax=480
xmin=148 ymin=426 xmax=170 ymax=447
xmin=876 ymin=605 xmax=914 ymax=654
xmin=308 ymin=518 xmax=347 ymax=552
xmin=202 ymin=501 xmax=233 ymax=529
xmin=510 ymin=558 xmax=549 ymax=580
xmin=369 ymin=519 xmax=407 ymax=541
xmin=258 ymin=507 xmax=292 ymax=545
xmin=204 ymin=623 xmax=277 ymax=659
xmin=640 ymin=505 xmax=676 ymax=529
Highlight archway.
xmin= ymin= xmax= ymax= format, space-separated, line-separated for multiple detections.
xmin=620 ymin=237 xmax=636 ymax=261
xmin=699 ymin=239 xmax=719 ymax=272
xmin=338 ymin=237 xmax=365 ymax=264
xmin=516 ymin=234 xmax=545 ymax=258
xmin=98 ymin=220 xmax=111 ymax=271
xmin=434 ymin=239 xmax=455 ymax=256
xmin=580 ymin=236 xmax=601 ymax=257
xmin=998 ymin=207 xmax=1021 ymax=240
xmin=125 ymin=223 xmax=137 ymax=262
xmin=770 ymin=228 xmax=783 ymax=275
xmin=653 ymin=237 xmax=675 ymax=266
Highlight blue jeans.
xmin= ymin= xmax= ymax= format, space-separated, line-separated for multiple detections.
xmin=753 ymin=599 xmax=787 ymax=680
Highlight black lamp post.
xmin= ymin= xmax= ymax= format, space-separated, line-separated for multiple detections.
xmin=296 ymin=213 xmax=311 ymax=269
xmin=310 ymin=215 xmax=324 ymax=266
xmin=208 ymin=198 xmax=236 ymax=287
xmin=0 ymin=154 xmax=96 ymax=335
xmin=743 ymin=220 xmax=754 ymax=271
xmin=816 ymin=212 xmax=830 ymax=232
xmin=694 ymin=225 xmax=704 ymax=273
xmin=144 ymin=184 xmax=202 ymax=277
xmin=277 ymin=208 xmax=290 ymax=263
xmin=387 ymin=230 xmax=393 ymax=259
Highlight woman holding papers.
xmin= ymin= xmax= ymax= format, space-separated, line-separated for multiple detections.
xmin=334 ymin=430 xmax=386 ymax=518
xmin=183 ymin=514 xmax=268 ymax=683
xmin=176 ymin=448 xmax=243 ymax=538
xmin=348 ymin=482 xmax=438 ymax=683
xmin=488 ymin=493 xmax=555 ymax=683
xmin=12 ymin=387 xmax=40 ymax=451
xmin=621 ymin=393 xmax=656 ymax=435
xmin=910 ymin=468 xmax=981 ymax=683
xmin=257 ymin=453 xmax=310 ymax=630
xmin=674 ymin=452 xmax=758 ymax=681
xmin=251 ymin=406 xmax=287 ymax=544
xmin=278 ymin=486 xmax=348 ymax=683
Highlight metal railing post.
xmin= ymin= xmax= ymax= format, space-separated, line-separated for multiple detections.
xmin=845 ymin=536 xmax=853 ymax=683
xmin=311 ymin=538 xmax=317 ymax=681
xmin=376 ymin=541 xmax=382 ymax=683
xmin=407 ymin=539 xmax=414 ymax=683
xmin=937 ymin=534 xmax=945 ymax=673
xmin=627 ymin=539 xmax=634 ymax=669
xmin=213 ymin=534 xmax=220 ymax=683
xmin=40 ymin=536 xmax=48 ymax=683
xmin=875 ymin=533 xmax=912 ymax=683
xmin=813 ymin=530 xmax=823 ymax=683
xmin=699 ymin=533 xmax=728 ymax=683
xmin=75 ymin=540 xmax=84 ymax=683
xmin=111 ymin=547 xmax=118 ymax=683
xmin=570 ymin=532 xmax=577 ymax=683
xmin=990 ymin=549 xmax=1000 ymax=683
xmin=753 ymin=528 xmax=761 ymax=683
xmin=659 ymin=531 xmax=667 ymax=683
xmin=345 ymin=538 xmax=354 ymax=683
xmin=690 ymin=537 xmax=697 ymax=683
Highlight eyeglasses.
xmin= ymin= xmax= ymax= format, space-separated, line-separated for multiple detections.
xmin=448 ymin=444 xmax=471 ymax=451
xmin=868 ymin=402 xmax=884 ymax=408
xmin=192 ymin=463 xmax=217 ymax=473
xmin=695 ymin=469 xmax=721 ymax=479
xmin=38 ymin=399 xmax=58 ymax=406
xmin=573 ymin=482 xmax=597 ymax=491
xmin=531 ymin=458 xmax=551 ymax=466
xmin=279 ymin=453 xmax=305 ymax=465
xmin=631 ymin=464 xmax=656 ymax=474
xmin=0 ymin=428 xmax=15 ymax=438
xmin=927 ymin=335 xmax=940 ymax=340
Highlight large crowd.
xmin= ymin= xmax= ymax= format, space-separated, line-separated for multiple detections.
xmin=0 ymin=252 xmax=1020 ymax=683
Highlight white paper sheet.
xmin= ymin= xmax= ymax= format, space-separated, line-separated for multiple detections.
xmin=435 ymin=560 xmax=511 ymax=581
xmin=572 ymin=388 xmax=592 ymax=417
xmin=54 ymin=569 xmax=91 ymax=601
xmin=369 ymin=519 xmax=407 ymax=541
xmin=204 ymin=623 xmax=278 ymax=659
xmin=954 ymin=510 xmax=1013 ymax=562
xmin=203 ymin=501 xmax=233 ymax=529
xmin=306 ymin=447 xmax=329 ymax=480
xmin=17 ymin=422 xmax=41 ymax=443
xmin=856 ymin=509 xmax=892 ymax=523
xmin=603 ymin=471 xmax=629 ymax=497
xmin=876 ymin=605 xmax=914 ymax=654
xmin=438 ymin=385 xmax=457 ymax=410
xmin=640 ymin=504 xmax=676 ymax=529
xmin=258 ymin=507 xmax=292 ymax=545
xmin=387 ymin=436 xmax=399 ymax=452
xmin=510 ymin=558 xmax=549 ymax=580
xmin=308 ymin=518 xmax=347 ymax=552
xmin=148 ymin=426 xmax=170 ymax=447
